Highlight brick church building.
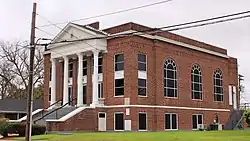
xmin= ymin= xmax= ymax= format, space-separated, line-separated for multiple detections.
xmin=42 ymin=22 xmax=239 ymax=131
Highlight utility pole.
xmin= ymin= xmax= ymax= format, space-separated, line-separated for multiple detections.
xmin=25 ymin=2 xmax=37 ymax=141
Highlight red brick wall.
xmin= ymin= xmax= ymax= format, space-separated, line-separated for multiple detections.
xmin=102 ymin=35 xmax=236 ymax=110
xmin=104 ymin=22 xmax=227 ymax=55
xmin=47 ymin=107 xmax=230 ymax=131
xmin=47 ymin=108 xmax=99 ymax=131
xmin=43 ymin=54 xmax=50 ymax=108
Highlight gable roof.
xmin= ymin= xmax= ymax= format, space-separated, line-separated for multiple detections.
xmin=0 ymin=99 xmax=43 ymax=113
xmin=72 ymin=23 xmax=108 ymax=35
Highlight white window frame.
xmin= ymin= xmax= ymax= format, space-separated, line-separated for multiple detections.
xmin=114 ymin=78 xmax=124 ymax=97
xmin=98 ymin=82 xmax=103 ymax=98
xmin=164 ymin=59 xmax=178 ymax=98
xmin=68 ymin=62 xmax=73 ymax=78
xmin=214 ymin=69 xmax=223 ymax=102
xmin=138 ymin=78 xmax=147 ymax=97
xmin=82 ymin=59 xmax=87 ymax=76
xmin=114 ymin=112 xmax=124 ymax=131
xmin=165 ymin=113 xmax=178 ymax=131
xmin=114 ymin=54 xmax=124 ymax=72
xmin=138 ymin=112 xmax=147 ymax=131
xmin=192 ymin=114 xmax=203 ymax=130
xmin=138 ymin=54 xmax=147 ymax=72
xmin=92 ymin=55 xmax=103 ymax=74
xmin=191 ymin=64 xmax=203 ymax=101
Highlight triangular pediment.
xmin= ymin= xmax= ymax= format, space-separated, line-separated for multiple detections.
xmin=50 ymin=23 xmax=105 ymax=44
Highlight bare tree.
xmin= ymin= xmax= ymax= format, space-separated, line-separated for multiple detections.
xmin=0 ymin=41 xmax=44 ymax=99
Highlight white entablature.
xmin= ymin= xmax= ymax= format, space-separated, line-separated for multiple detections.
xmin=47 ymin=23 xmax=108 ymax=108
xmin=47 ymin=23 xmax=108 ymax=59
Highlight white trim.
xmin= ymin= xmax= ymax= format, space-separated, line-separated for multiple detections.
xmin=111 ymin=30 xmax=229 ymax=59
xmin=192 ymin=114 xmax=203 ymax=130
xmin=46 ymin=107 xmax=87 ymax=122
xmin=16 ymin=109 xmax=43 ymax=122
xmin=229 ymin=85 xmax=233 ymax=105
xmin=165 ymin=113 xmax=178 ymax=131
xmin=98 ymin=112 xmax=107 ymax=131
xmin=138 ymin=112 xmax=148 ymax=131
xmin=114 ymin=112 xmax=125 ymax=131
xmin=102 ymin=105 xmax=230 ymax=112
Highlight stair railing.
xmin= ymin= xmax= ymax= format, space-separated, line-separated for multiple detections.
xmin=233 ymin=103 xmax=249 ymax=129
xmin=34 ymin=98 xmax=77 ymax=123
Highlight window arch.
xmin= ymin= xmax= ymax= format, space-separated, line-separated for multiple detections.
xmin=164 ymin=59 xmax=177 ymax=97
xmin=214 ymin=69 xmax=223 ymax=101
xmin=191 ymin=64 xmax=202 ymax=100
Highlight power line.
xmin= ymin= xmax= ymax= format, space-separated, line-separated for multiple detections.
xmin=38 ymin=11 xmax=250 ymax=46
xmin=37 ymin=0 xmax=173 ymax=27
xmin=35 ymin=27 xmax=55 ymax=37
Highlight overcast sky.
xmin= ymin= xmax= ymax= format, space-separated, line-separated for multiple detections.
xmin=0 ymin=0 xmax=250 ymax=102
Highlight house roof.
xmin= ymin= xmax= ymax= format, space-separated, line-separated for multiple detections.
xmin=71 ymin=23 xmax=108 ymax=35
xmin=0 ymin=99 xmax=43 ymax=113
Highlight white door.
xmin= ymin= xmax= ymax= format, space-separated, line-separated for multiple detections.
xmin=125 ymin=120 xmax=131 ymax=131
xmin=98 ymin=113 xmax=106 ymax=131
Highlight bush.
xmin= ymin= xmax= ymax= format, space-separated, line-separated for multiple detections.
xmin=0 ymin=118 xmax=8 ymax=124
xmin=0 ymin=122 xmax=46 ymax=137
xmin=244 ymin=110 xmax=250 ymax=127
xmin=32 ymin=124 xmax=46 ymax=135
xmin=0 ymin=122 xmax=9 ymax=137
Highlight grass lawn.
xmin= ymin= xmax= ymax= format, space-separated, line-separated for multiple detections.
xmin=13 ymin=130 xmax=250 ymax=141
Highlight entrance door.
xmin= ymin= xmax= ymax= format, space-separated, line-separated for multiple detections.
xmin=98 ymin=112 xmax=106 ymax=131
xmin=68 ymin=86 xmax=73 ymax=106
xmin=192 ymin=114 xmax=203 ymax=130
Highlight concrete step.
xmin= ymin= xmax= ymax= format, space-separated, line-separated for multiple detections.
xmin=34 ymin=106 xmax=77 ymax=125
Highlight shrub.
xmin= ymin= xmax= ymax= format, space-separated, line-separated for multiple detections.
xmin=32 ymin=124 xmax=46 ymax=135
xmin=0 ymin=122 xmax=46 ymax=137
xmin=0 ymin=122 xmax=9 ymax=137
xmin=0 ymin=118 xmax=8 ymax=124
xmin=244 ymin=110 xmax=250 ymax=127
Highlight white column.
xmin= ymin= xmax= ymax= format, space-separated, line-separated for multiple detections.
xmin=91 ymin=50 xmax=99 ymax=106
xmin=63 ymin=56 xmax=69 ymax=105
xmin=51 ymin=58 xmax=56 ymax=106
xmin=77 ymin=53 xmax=84 ymax=106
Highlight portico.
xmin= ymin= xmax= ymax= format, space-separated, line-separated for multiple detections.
xmin=48 ymin=23 xmax=107 ymax=108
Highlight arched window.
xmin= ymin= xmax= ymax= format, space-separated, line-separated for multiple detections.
xmin=191 ymin=64 xmax=202 ymax=100
xmin=164 ymin=59 xmax=177 ymax=97
xmin=214 ymin=69 xmax=223 ymax=101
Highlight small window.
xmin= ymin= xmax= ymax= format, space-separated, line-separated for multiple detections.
xmin=165 ymin=113 xmax=178 ymax=130
xmin=191 ymin=64 xmax=202 ymax=100
xmin=69 ymin=63 xmax=73 ymax=78
xmin=139 ymin=113 xmax=147 ymax=130
xmin=214 ymin=69 xmax=223 ymax=102
xmin=115 ymin=54 xmax=124 ymax=71
xmin=114 ymin=113 xmax=124 ymax=130
xmin=83 ymin=60 xmax=87 ymax=76
xmin=99 ymin=113 xmax=106 ymax=118
xmin=92 ymin=55 xmax=103 ymax=74
xmin=115 ymin=79 xmax=124 ymax=96
xmin=48 ymin=87 xmax=51 ymax=102
xmin=98 ymin=83 xmax=103 ymax=98
xmin=192 ymin=114 xmax=203 ymax=130
xmin=138 ymin=79 xmax=146 ymax=96
xmin=138 ymin=54 xmax=146 ymax=71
